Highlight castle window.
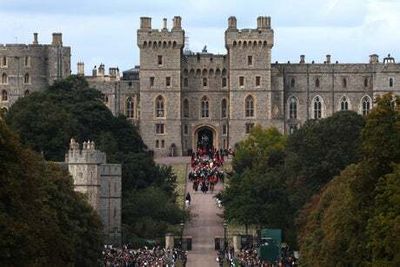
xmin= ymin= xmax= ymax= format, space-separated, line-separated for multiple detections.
xmin=203 ymin=77 xmax=208 ymax=87
xmin=222 ymin=77 xmax=227 ymax=87
xmin=313 ymin=96 xmax=322 ymax=119
xmin=315 ymin=78 xmax=320 ymax=88
xmin=364 ymin=77 xmax=369 ymax=87
xmin=248 ymin=55 xmax=253 ymax=66
xmin=156 ymin=140 xmax=159 ymax=148
xmin=1 ymin=90 xmax=8 ymax=101
xmin=239 ymin=76 xmax=245 ymax=87
xmin=256 ymin=76 xmax=261 ymax=87
xmin=24 ymin=56 xmax=30 ymax=67
xmin=1 ymin=56 xmax=7 ymax=67
xmin=340 ymin=96 xmax=349 ymax=111
xmin=221 ymin=99 xmax=227 ymax=118
xmin=389 ymin=77 xmax=394 ymax=88
xmin=289 ymin=96 xmax=297 ymax=119
xmin=342 ymin=78 xmax=347 ymax=88
xmin=156 ymin=123 xmax=165 ymax=134
xmin=201 ymin=96 xmax=209 ymax=118
xmin=24 ymin=90 xmax=30 ymax=96
xmin=183 ymin=99 xmax=189 ymax=118
xmin=1 ymin=73 xmax=7 ymax=84
xmin=113 ymin=207 xmax=117 ymax=219
xmin=24 ymin=73 xmax=30 ymax=84
xmin=245 ymin=123 xmax=254 ymax=134
xmin=245 ymin=95 xmax=255 ymax=117
xmin=150 ymin=77 xmax=155 ymax=87
xmin=161 ymin=140 xmax=165 ymax=148
xmin=155 ymin=95 xmax=165 ymax=117
xmin=184 ymin=78 xmax=188 ymax=87
xmin=361 ymin=96 xmax=371 ymax=116
xmin=290 ymin=78 xmax=295 ymax=88
xmin=222 ymin=124 xmax=227 ymax=135
xmin=166 ymin=77 xmax=171 ymax=87
xmin=184 ymin=124 xmax=188 ymax=135
xmin=103 ymin=94 xmax=109 ymax=103
xmin=126 ymin=96 xmax=134 ymax=118
xmin=158 ymin=55 xmax=163 ymax=65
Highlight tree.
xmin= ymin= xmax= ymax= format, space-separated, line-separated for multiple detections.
xmin=0 ymin=119 xmax=102 ymax=266
xmin=5 ymin=75 xmax=185 ymax=242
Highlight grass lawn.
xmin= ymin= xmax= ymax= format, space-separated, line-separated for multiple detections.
xmin=171 ymin=163 xmax=188 ymax=209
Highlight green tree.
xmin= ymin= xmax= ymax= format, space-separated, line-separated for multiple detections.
xmin=0 ymin=119 xmax=102 ymax=266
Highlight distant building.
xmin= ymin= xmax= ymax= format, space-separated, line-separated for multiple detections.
xmin=2 ymin=16 xmax=400 ymax=158
xmin=65 ymin=138 xmax=121 ymax=244
xmin=0 ymin=33 xmax=70 ymax=111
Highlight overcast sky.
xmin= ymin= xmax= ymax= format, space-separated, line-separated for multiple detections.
xmin=0 ymin=0 xmax=399 ymax=74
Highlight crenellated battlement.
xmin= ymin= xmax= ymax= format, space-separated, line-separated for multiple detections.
xmin=66 ymin=138 xmax=106 ymax=165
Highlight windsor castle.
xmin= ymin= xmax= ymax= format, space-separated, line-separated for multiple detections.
xmin=1 ymin=16 xmax=399 ymax=158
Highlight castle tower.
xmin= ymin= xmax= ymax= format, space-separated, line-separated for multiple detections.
xmin=137 ymin=16 xmax=185 ymax=156
xmin=47 ymin=33 xmax=71 ymax=83
xmin=65 ymin=138 xmax=105 ymax=211
xmin=225 ymin=16 xmax=282 ymax=146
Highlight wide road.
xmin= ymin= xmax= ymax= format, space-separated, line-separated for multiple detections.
xmin=184 ymin=168 xmax=224 ymax=267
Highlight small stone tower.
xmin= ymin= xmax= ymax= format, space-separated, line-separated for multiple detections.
xmin=65 ymin=138 xmax=121 ymax=244
xmin=225 ymin=16 xmax=282 ymax=144
xmin=137 ymin=16 xmax=185 ymax=157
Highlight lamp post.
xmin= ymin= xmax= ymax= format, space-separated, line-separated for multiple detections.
xmin=180 ymin=222 xmax=184 ymax=250
xmin=223 ymin=221 xmax=228 ymax=252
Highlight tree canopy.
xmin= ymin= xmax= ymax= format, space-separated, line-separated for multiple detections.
xmin=0 ymin=119 xmax=103 ymax=266
xmin=5 ymin=75 xmax=185 ymax=242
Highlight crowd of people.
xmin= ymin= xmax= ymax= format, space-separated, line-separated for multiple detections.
xmin=102 ymin=245 xmax=187 ymax=267
xmin=188 ymin=147 xmax=226 ymax=194
xmin=221 ymin=248 xmax=298 ymax=267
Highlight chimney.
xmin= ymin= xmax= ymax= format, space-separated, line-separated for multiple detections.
xmin=257 ymin=16 xmax=269 ymax=30
xmin=325 ymin=54 xmax=331 ymax=64
xmin=163 ymin=18 xmax=168 ymax=30
xmin=52 ymin=33 xmax=62 ymax=46
xmin=92 ymin=65 xmax=97 ymax=77
xmin=140 ymin=17 xmax=152 ymax=30
xmin=77 ymin=62 xmax=85 ymax=75
xmin=172 ymin=16 xmax=182 ymax=31
xmin=33 ymin=33 xmax=38 ymax=45
xmin=228 ymin=16 xmax=237 ymax=30
xmin=300 ymin=55 xmax=305 ymax=64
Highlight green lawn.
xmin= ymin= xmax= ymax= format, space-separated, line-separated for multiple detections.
xmin=171 ymin=163 xmax=188 ymax=209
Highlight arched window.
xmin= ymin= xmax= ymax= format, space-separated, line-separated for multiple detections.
xmin=221 ymin=99 xmax=227 ymax=118
xmin=315 ymin=78 xmax=320 ymax=88
xmin=289 ymin=96 xmax=297 ymax=119
xmin=1 ymin=90 xmax=8 ymax=101
xmin=155 ymin=95 xmax=165 ymax=117
xmin=24 ymin=73 xmax=30 ymax=84
xmin=201 ymin=96 xmax=209 ymax=118
xmin=1 ymin=73 xmax=7 ymax=84
xmin=342 ymin=78 xmax=347 ymax=88
xmin=24 ymin=90 xmax=30 ymax=96
xmin=313 ymin=96 xmax=322 ymax=119
xmin=203 ymin=77 xmax=207 ymax=87
xmin=183 ymin=99 xmax=189 ymax=118
xmin=126 ymin=97 xmax=134 ymax=118
xmin=222 ymin=77 xmax=227 ymax=87
xmin=340 ymin=96 xmax=349 ymax=111
xmin=389 ymin=78 xmax=394 ymax=87
xmin=1 ymin=56 xmax=6 ymax=67
xmin=361 ymin=96 xmax=371 ymax=116
xmin=290 ymin=78 xmax=295 ymax=88
xmin=245 ymin=95 xmax=254 ymax=117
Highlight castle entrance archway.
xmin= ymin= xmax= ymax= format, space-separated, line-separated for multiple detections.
xmin=194 ymin=126 xmax=217 ymax=150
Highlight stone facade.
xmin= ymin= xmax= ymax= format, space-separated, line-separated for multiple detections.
xmin=0 ymin=33 xmax=71 ymax=111
xmin=2 ymin=17 xmax=400 ymax=158
xmin=65 ymin=139 xmax=122 ymax=244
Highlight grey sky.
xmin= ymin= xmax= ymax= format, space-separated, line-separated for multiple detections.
xmin=0 ymin=0 xmax=399 ymax=74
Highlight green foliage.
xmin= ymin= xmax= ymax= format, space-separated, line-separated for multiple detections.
xmin=298 ymin=94 xmax=400 ymax=266
xmin=222 ymin=126 xmax=290 ymax=232
xmin=5 ymin=75 xmax=184 ymax=242
xmin=0 ymin=120 xmax=102 ymax=266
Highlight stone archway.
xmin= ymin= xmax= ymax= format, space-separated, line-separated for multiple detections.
xmin=193 ymin=125 xmax=218 ymax=151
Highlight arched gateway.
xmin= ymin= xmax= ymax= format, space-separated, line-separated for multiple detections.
xmin=194 ymin=126 xmax=217 ymax=150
